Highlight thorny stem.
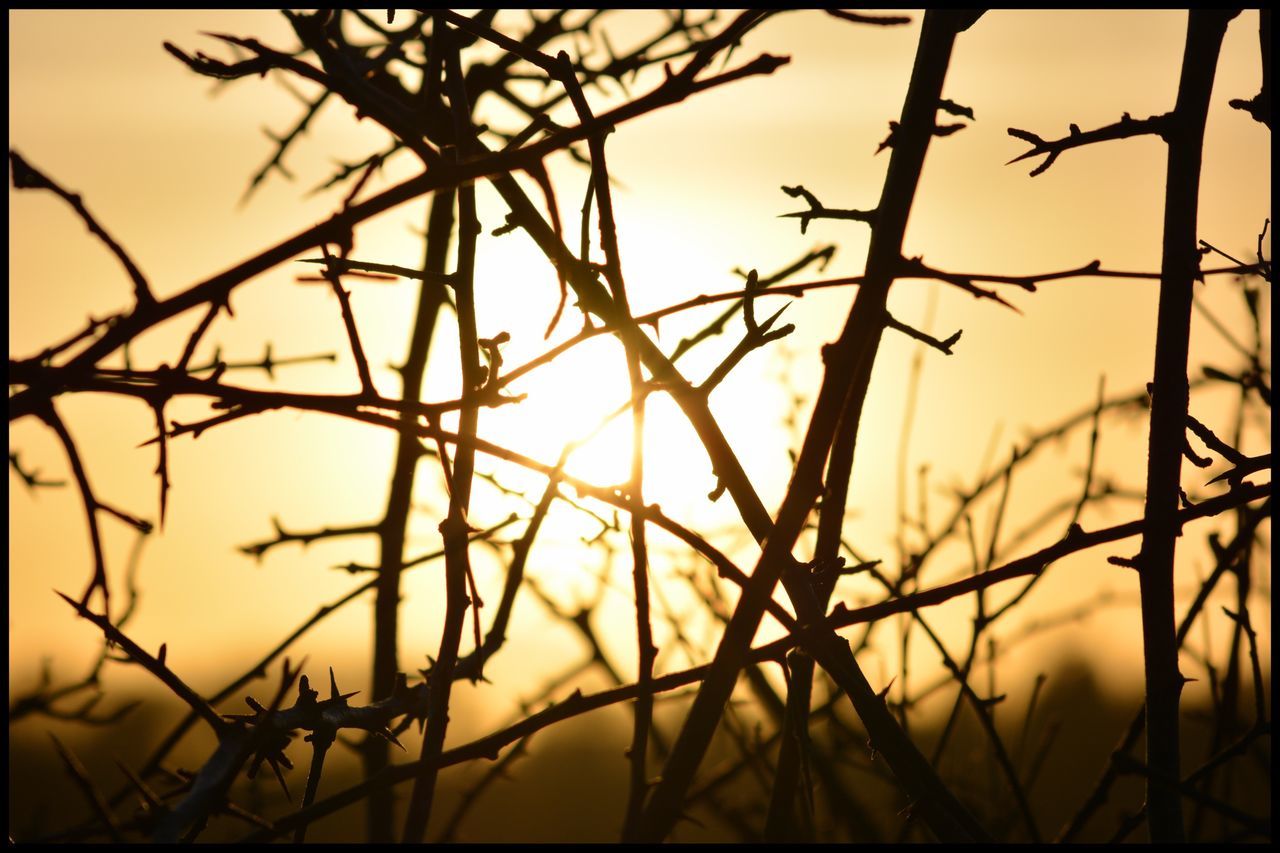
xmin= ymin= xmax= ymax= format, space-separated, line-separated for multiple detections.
xmin=363 ymin=187 xmax=455 ymax=840
xmin=402 ymin=21 xmax=483 ymax=842
xmin=360 ymin=17 xmax=460 ymax=826
xmin=552 ymin=48 xmax=657 ymax=839
xmin=636 ymin=11 xmax=988 ymax=843
xmin=118 ymin=516 xmax=515 ymax=817
xmin=38 ymin=402 xmax=114 ymax=613
xmin=763 ymin=649 xmax=815 ymax=841
xmin=9 ymin=9 xmax=1270 ymax=845
xmin=237 ymin=474 xmax=1266 ymax=843
xmin=7 ymin=25 xmax=787 ymax=424
xmin=1135 ymin=10 xmax=1237 ymax=842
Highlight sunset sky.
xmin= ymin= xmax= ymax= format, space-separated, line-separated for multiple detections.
xmin=9 ymin=7 xmax=1270 ymax=771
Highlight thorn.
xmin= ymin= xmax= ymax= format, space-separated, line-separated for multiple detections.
xmin=375 ymin=727 xmax=405 ymax=750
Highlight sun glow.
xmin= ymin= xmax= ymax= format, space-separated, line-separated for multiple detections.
xmin=475 ymin=328 xmax=734 ymax=533
xmin=9 ymin=9 xmax=1271 ymax=844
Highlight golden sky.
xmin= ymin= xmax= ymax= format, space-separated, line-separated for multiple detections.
xmin=8 ymin=9 xmax=1271 ymax=747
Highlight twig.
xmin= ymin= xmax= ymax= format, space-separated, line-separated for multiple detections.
xmin=55 ymin=591 xmax=224 ymax=733
xmin=8 ymin=151 xmax=154 ymax=306
xmin=239 ymin=519 xmax=380 ymax=561
xmin=827 ymin=9 xmax=913 ymax=26
xmin=8 ymin=450 xmax=66 ymax=490
xmin=885 ymin=312 xmax=962 ymax=354
xmin=636 ymin=12 xmax=991 ymax=843
xmin=242 ymin=474 xmax=1267 ymax=842
xmin=49 ymin=734 xmax=123 ymax=842
xmin=1006 ymin=112 xmax=1171 ymax=177
xmin=779 ymin=184 xmax=876 ymax=234
xmin=1227 ymin=9 xmax=1270 ymax=127
xmin=318 ymin=246 xmax=376 ymax=397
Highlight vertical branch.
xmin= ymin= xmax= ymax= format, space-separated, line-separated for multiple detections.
xmin=1228 ymin=9 xmax=1270 ymax=128
xmin=293 ymin=729 xmax=334 ymax=844
xmin=763 ymin=649 xmax=815 ymax=841
xmin=361 ymin=12 xmax=462 ymax=839
xmin=149 ymin=398 xmax=171 ymax=529
xmin=402 ymin=19 xmax=482 ymax=842
xmin=1136 ymin=9 xmax=1237 ymax=843
xmin=552 ymin=50 xmax=657 ymax=839
xmin=363 ymin=186 xmax=454 ymax=842
xmin=636 ymin=11 xmax=988 ymax=843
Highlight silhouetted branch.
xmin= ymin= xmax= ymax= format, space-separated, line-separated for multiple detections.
xmin=8 ymin=150 xmax=154 ymax=306
xmin=129 ymin=515 xmax=514 ymax=802
xmin=8 ymin=450 xmax=66 ymax=490
xmin=1006 ymin=112 xmax=1171 ymax=176
xmin=828 ymin=480 xmax=1269 ymax=630
xmin=40 ymin=403 xmax=114 ymax=611
xmin=1057 ymin=495 xmax=1270 ymax=842
xmin=827 ymin=9 xmax=913 ymax=26
xmin=1131 ymin=12 xmax=1238 ymax=841
xmin=779 ymin=184 xmax=876 ymax=234
xmin=152 ymin=659 xmax=305 ymax=842
xmin=885 ymin=312 xmax=962 ymax=354
xmin=1228 ymin=9 xmax=1270 ymax=128
xmin=1206 ymin=452 xmax=1271 ymax=486
xmin=243 ymin=90 xmax=331 ymax=202
xmin=402 ymin=22 xmax=486 ymax=841
xmin=636 ymin=12 xmax=992 ymax=843
xmin=298 ymin=255 xmax=455 ymax=286
xmin=698 ymin=275 xmax=796 ymax=393
xmin=241 ymin=472 xmax=1264 ymax=844
xmin=10 ymin=8 xmax=1270 ymax=845
xmin=50 ymin=734 xmax=123 ymax=842
xmin=236 ymin=466 xmax=1261 ymax=843
xmin=238 ymin=518 xmax=380 ymax=561
xmin=56 ymin=591 xmax=224 ymax=733
xmin=313 ymin=246 xmax=376 ymax=396
xmin=9 ymin=23 xmax=790 ymax=426
xmin=763 ymin=648 xmax=815 ymax=842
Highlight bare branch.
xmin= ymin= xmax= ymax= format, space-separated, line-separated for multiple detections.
xmin=1006 ymin=112 xmax=1170 ymax=176
xmin=9 ymin=150 xmax=154 ymax=306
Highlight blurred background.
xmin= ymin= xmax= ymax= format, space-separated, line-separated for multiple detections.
xmin=9 ymin=9 xmax=1271 ymax=842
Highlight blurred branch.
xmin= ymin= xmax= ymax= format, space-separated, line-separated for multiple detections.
xmin=8 ymin=449 xmax=66 ymax=490
xmin=238 ymin=518 xmax=380 ymax=561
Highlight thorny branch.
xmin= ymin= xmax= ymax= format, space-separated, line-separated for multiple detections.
xmin=9 ymin=7 xmax=1270 ymax=846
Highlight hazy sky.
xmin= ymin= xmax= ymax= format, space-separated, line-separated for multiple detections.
xmin=9 ymin=10 xmax=1271 ymax=739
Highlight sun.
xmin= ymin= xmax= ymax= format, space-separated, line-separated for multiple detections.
xmin=477 ymin=333 xmax=724 ymax=515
